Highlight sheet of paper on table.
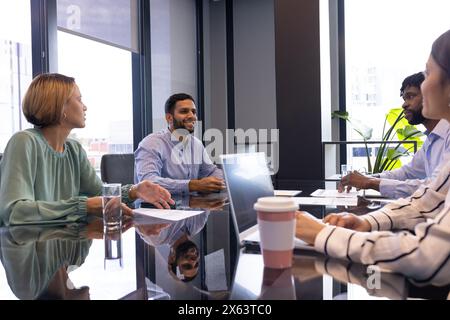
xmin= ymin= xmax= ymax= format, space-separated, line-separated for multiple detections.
xmin=292 ymin=197 xmax=358 ymax=206
xmin=311 ymin=189 xmax=360 ymax=198
xmin=133 ymin=208 xmax=205 ymax=221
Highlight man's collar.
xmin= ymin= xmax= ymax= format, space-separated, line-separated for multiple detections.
xmin=429 ymin=119 xmax=450 ymax=139
xmin=167 ymin=127 xmax=192 ymax=144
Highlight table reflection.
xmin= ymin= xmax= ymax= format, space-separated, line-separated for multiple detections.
xmin=0 ymin=224 xmax=92 ymax=300
xmin=314 ymin=255 xmax=450 ymax=300
xmin=0 ymin=191 xmax=449 ymax=300
xmin=135 ymin=212 xmax=209 ymax=283
xmin=259 ymin=267 xmax=296 ymax=300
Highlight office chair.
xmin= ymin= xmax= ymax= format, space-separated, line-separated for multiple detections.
xmin=100 ymin=153 xmax=135 ymax=184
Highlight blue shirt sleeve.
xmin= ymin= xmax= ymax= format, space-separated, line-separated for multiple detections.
xmin=379 ymin=178 xmax=425 ymax=198
xmin=135 ymin=138 xmax=190 ymax=194
xmin=379 ymin=144 xmax=427 ymax=181
xmin=198 ymin=146 xmax=224 ymax=179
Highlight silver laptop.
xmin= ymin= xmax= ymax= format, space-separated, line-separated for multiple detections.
xmin=220 ymin=152 xmax=312 ymax=251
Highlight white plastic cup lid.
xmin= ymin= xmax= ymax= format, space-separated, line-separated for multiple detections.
xmin=254 ymin=196 xmax=298 ymax=212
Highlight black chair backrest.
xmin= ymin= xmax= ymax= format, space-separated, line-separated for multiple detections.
xmin=100 ymin=153 xmax=135 ymax=185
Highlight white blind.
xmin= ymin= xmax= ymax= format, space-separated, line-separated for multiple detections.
xmin=57 ymin=0 xmax=139 ymax=52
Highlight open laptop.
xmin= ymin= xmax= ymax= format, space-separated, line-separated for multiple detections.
xmin=220 ymin=152 xmax=313 ymax=251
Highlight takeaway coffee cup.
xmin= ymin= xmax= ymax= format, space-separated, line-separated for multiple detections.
xmin=254 ymin=197 xmax=298 ymax=269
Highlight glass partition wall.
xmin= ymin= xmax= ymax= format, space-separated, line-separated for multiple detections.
xmin=57 ymin=32 xmax=133 ymax=173
xmin=56 ymin=0 xmax=136 ymax=174
xmin=150 ymin=0 xmax=198 ymax=133
xmin=343 ymin=0 xmax=450 ymax=171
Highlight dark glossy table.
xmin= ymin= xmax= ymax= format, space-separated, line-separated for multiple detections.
xmin=1 ymin=190 xmax=449 ymax=300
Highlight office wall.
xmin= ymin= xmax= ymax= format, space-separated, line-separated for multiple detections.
xmin=203 ymin=0 xmax=324 ymax=185
xmin=203 ymin=0 xmax=227 ymax=133
xmin=203 ymin=0 xmax=278 ymax=165
xmin=233 ymin=0 xmax=277 ymax=131
xmin=274 ymin=0 xmax=323 ymax=186
xmin=326 ymin=0 xmax=342 ymax=178
xmin=204 ymin=0 xmax=277 ymax=133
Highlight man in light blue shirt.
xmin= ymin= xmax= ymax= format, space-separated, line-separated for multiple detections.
xmin=339 ymin=72 xmax=450 ymax=198
xmin=135 ymin=93 xmax=224 ymax=194
xmin=376 ymin=118 xmax=450 ymax=197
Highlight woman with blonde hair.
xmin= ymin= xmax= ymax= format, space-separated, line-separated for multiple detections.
xmin=296 ymin=29 xmax=450 ymax=283
xmin=0 ymin=73 xmax=174 ymax=225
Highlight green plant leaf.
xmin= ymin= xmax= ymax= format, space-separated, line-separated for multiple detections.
xmin=397 ymin=125 xmax=423 ymax=139
xmin=351 ymin=118 xmax=373 ymax=140
xmin=385 ymin=148 xmax=404 ymax=160
xmin=331 ymin=110 xmax=372 ymax=140
xmin=395 ymin=125 xmax=424 ymax=154
xmin=331 ymin=111 xmax=349 ymax=120
xmin=376 ymin=148 xmax=405 ymax=172
xmin=373 ymin=109 xmax=405 ymax=172
xmin=332 ymin=107 xmax=424 ymax=174
xmin=388 ymin=159 xmax=402 ymax=170
xmin=386 ymin=108 xmax=409 ymax=128
xmin=332 ymin=110 xmax=374 ymax=171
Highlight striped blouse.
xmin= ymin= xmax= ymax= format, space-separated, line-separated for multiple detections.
xmin=315 ymin=160 xmax=450 ymax=284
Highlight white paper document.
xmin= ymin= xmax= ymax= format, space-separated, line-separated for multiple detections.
xmin=311 ymin=188 xmax=386 ymax=199
xmin=274 ymin=190 xmax=302 ymax=197
xmin=292 ymin=197 xmax=358 ymax=206
xmin=133 ymin=208 xmax=205 ymax=221
xmin=367 ymin=198 xmax=397 ymax=204
xmin=361 ymin=189 xmax=384 ymax=198
xmin=311 ymin=189 xmax=360 ymax=198
xmin=326 ymin=174 xmax=342 ymax=180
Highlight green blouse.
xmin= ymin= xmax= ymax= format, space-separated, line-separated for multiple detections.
xmin=0 ymin=224 xmax=92 ymax=299
xmin=0 ymin=128 xmax=133 ymax=226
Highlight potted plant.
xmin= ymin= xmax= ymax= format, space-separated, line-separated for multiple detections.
xmin=332 ymin=109 xmax=424 ymax=174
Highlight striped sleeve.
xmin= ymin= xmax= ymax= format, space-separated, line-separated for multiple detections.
xmin=314 ymin=256 xmax=408 ymax=299
xmin=315 ymin=203 xmax=450 ymax=284
xmin=360 ymin=165 xmax=450 ymax=232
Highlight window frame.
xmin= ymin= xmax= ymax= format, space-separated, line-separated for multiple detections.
xmin=30 ymin=0 xmax=204 ymax=151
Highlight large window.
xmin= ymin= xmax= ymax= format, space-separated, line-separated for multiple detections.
xmin=0 ymin=1 xmax=32 ymax=152
xmin=150 ymin=0 xmax=198 ymax=133
xmin=344 ymin=0 xmax=450 ymax=170
xmin=57 ymin=32 xmax=133 ymax=173
xmin=0 ymin=1 xmax=31 ymax=300
xmin=56 ymin=0 xmax=135 ymax=173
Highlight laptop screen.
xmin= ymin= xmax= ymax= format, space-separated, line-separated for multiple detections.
xmin=220 ymin=153 xmax=274 ymax=235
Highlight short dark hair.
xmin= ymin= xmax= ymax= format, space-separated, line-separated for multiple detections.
xmin=164 ymin=93 xmax=195 ymax=114
xmin=400 ymin=72 xmax=425 ymax=96
xmin=169 ymin=240 xmax=199 ymax=282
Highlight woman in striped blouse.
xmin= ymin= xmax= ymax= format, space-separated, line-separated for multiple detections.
xmin=296 ymin=29 xmax=450 ymax=284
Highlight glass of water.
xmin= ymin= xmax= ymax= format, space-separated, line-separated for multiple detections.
xmin=104 ymin=228 xmax=123 ymax=270
xmin=102 ymin=183 xmax=122 ymax=231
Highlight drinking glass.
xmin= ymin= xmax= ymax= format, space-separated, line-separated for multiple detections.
xmin=102 ymin=183 xmax=122 ymax=231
